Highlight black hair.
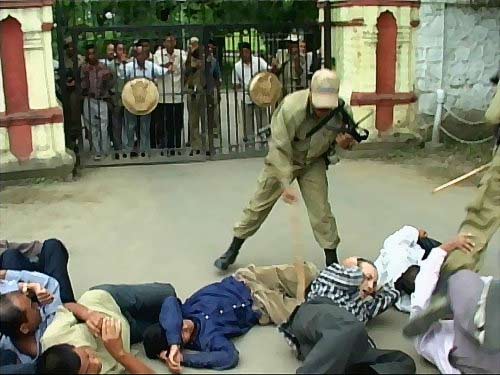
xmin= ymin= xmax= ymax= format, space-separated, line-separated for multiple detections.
xmin=238 ymin=42 xmax=251 ymax=51
xmin=165 ymin=32 xmax=176 ymax=40
xmin=491 ymin=73 xmax=499 ymax=86
xmin=208 ymin=38 xmax=216 ymax=46
xmin=36 ymin=344 xmax=81 ymax=374
xmin=0 ymin=292 xmax=26 ymax=338
xmin=357 ymin=257 xmax=376 ymax=269
xmin=143 ymin=323 xmax=169 ymax=359
xmin=85 ymin=44 xmax=96 ymax=51
xmin=138 ymin=38 xmax=150 ymax=46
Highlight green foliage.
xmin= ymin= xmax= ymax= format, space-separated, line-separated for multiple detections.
xmin=57 ymin=0 xmax=317 ymax=27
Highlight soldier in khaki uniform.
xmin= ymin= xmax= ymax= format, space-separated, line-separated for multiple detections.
xmin=214 ymin=70 xmax=357 ymax=270
xmin=404 ymin=72 xmax=500 ymax=338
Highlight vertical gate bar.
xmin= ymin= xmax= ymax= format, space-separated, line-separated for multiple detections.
xmin=231 ymin=31 xmax=239 ymax=151
xmin=224 ymin=32 xmax=232 ymax=152
xmin=323 ymin=0 xmax=332 ymax=69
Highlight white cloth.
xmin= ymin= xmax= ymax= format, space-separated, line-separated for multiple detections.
xmin=232 ymin=56 xmax=268 ymax=103
xmin=410 ymin=247 xmax=492 ymax=374
xmin=124 ymin=59 xmax=168 ymax=80
xmin=374 ymin=226 xmax=425 ymax=312
xmin=153 ymin=48 xmax=187 ymax=103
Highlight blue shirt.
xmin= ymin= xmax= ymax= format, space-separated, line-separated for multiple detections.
xmin=159 ymin=276 xmax=260 ymax=370
xmin=0 ymin=271 xmax=62 ymax=364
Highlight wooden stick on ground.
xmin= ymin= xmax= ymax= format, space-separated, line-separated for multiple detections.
xmin=289 ymin=199 xmax=306 ymax=303
xmin=432 ymin=163 xmax=490 ymax=194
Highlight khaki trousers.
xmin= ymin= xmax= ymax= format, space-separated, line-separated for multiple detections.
xmin=233 ymin=159 xmax=340 ymax=249
xmin=234 ymin=262 xmax=319 ymax=325
xmin=442 ymin=148 xmax=500 ymax=275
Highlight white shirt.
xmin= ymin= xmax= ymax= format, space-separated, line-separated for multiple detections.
xmin=153 ymin=48 xmax=187 ymax=103
xmin=374 ymin=225 xmax=425 ymax=312
xmin=124 ymin=59 xmax=168 ymax=81
xmin=411 ymin=247 xmax=492 ymax=374
xmin=232 ymin=55 xmax=268 ymax=103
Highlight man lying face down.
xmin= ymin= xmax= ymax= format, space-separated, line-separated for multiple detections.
xmin=142 ymin=263 xmax=319 ymax=373
xmin=280 ymin=257 xmax=416 ymax=374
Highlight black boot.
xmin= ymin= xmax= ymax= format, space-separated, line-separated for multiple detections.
xmin=324 ymin=249 xmax=338 ymax=266
xmin=214 ymin=237 xmax=245 ymax=271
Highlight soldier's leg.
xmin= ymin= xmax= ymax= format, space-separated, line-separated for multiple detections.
xmin=297 ymin=160 xmax=340 ymax=265
xmin=214 ymin=166 xmax=284 ymax=270
xmin=442 ymin=149 xmax=500 ymax=276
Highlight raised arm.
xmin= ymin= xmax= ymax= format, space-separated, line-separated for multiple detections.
xmin=159 ymin=296 xmax=184 ymax=346
xmin=364 ymin=284 xmax=400 ymax=320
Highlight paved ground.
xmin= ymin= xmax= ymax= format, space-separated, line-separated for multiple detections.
xmin=1 ymin=158 xmax=498 ymax=374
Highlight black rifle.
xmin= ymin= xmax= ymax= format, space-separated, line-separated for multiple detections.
xmin=257 ymin=98 xmax=370 ymax=143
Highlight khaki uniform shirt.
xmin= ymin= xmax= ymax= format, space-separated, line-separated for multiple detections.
xmin=41 ymin=290 xmax=131 ymax=374
xmin=265 ymin=89 xmax=351 ymax=186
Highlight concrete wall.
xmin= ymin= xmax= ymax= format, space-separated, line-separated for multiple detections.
xmin=416 ymin=0 xmax=499 ymax=118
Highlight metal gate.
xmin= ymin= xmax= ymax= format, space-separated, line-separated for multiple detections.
xmin=53 ymin=2 xmax=321 ymax=167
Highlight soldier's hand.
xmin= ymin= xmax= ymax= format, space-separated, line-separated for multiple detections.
xmin=281 ymin=187 xmax=299 ymax=205
xmin=441 ymin=233 xmax=475 ymax=254
xmin=336 ymin=133 xmax=356 ymax=150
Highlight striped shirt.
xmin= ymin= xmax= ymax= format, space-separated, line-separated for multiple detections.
xmin=307 ymin=263 xmax=399 ymax=323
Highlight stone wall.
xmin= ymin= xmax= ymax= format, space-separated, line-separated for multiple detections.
xmin=416 ymin=0 xmax=499 ymax=119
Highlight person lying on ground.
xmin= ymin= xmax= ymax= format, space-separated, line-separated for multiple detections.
xmin=142 ymin=262 xmax=318 ymax=373
xmin=37 ymin=282 xmax=176 ymax=374
xmin=410 ymin=234 xmax=500 ymax=374
xmin=374 ymin=226 xmax=442 ymax=312
xmin=0 ymin=272 xmax=103 ymax=374
xmin=279 ymin=257 xmax=416 ymax=374
xmin=0 ymin=238 xmax=76 ymax=303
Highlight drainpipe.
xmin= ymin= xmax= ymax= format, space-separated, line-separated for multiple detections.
xmin=430 ymin=88 xmax=445 ymax=148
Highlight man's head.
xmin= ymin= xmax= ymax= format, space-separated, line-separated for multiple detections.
xmin=310 ymin=69 xmax=340 ymax=117
xmin=239 ymin=42 xmax=252 ymax=63
xmin=115 ymin=42 xmax=125 ymax=58
xmin=0 ymin=291 xmax=42 ymax=338
xmin=139 ymin=39 xmax=151 ymax=55
xmin=299 ymin=40 xmax=307 ymax=56
xmin=105 ymin=43 xmax=115 ymax=61
xmin=85 ymin=45 xmax=98 ymax=65
xmin=37 ymin=344 xmax=102 ymax=374
xmin=207 ymin=39 xmax=216 ymax=55
xmin=143 ymin=320 xmax=196 ymax=360
xmin=357 ymin=258 xmax=378 ymax=299
xmin=165 ymin=33 xmax=177 ymax=52
xmin=342 ymin=257 xmax=378 ymax=299
xmin=288 ymin=40 xmax=300 ymax=56
xmin=190 ymin=36 xmax=199 ymax=51
xmin=136 ymin=48 xmax=148 ymax=66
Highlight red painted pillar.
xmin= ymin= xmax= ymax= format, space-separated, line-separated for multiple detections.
xmin=0 ymin=17 xmax=33 ymax=161
xmin=375 ymin=11 xmax=397 ymax=132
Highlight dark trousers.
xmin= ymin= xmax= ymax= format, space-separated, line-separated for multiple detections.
xmin=0 ymin=350 xmax=35 ymax=374
xmin=154 ymin=103 xmax=184 ymax=149
xmin=283 ymin=299 xmax=415 ymax=374
xmin=0 ymin=239 xmax=75 ymax=303
xmin=110 ymin=103 xmax=124 ymax=151
xmin=90 ymin=283 xmax=176 ymax=345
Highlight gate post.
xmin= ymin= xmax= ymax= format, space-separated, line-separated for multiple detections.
xmin=323 ymin=1 xmax=332 ymax=69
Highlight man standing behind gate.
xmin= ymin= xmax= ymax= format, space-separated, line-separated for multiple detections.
xmin=214 ymin=69 xmax=357 ymax=271
xmin=81 ymin=45 xmax=115 ymax=161
xmin=232 ymin=42 xmax=269 ymax=145
xmin=154 ymin=33 xmax=187 ymax=153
